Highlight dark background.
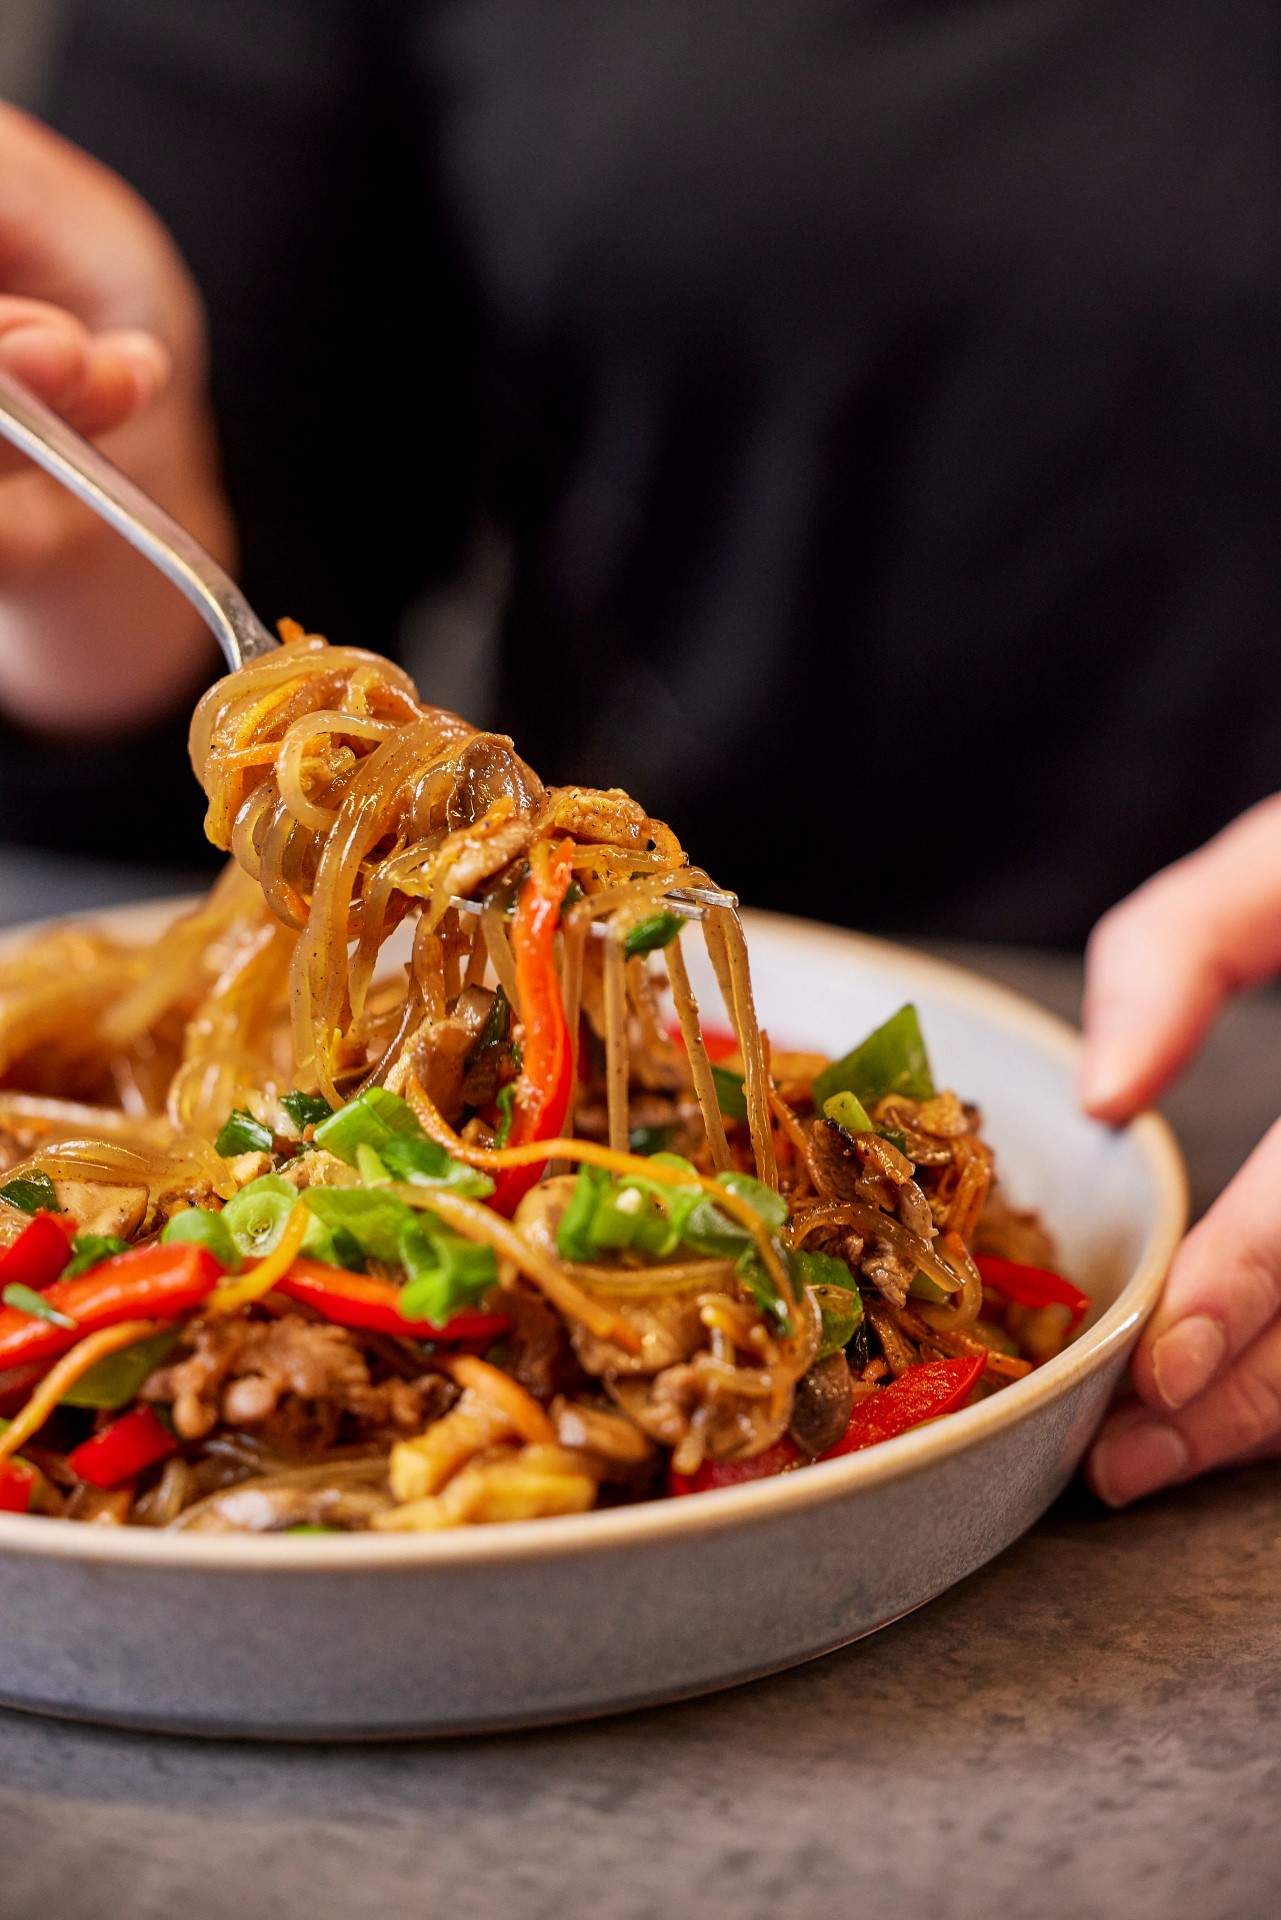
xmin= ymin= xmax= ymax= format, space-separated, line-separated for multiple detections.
xmin=2 ymin=0 xmax=1277 ymax=945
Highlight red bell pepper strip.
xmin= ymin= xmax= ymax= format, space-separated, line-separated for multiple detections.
xmin=276 ymin=1259 xmax=509 ymax=1344
xmin=668 ymin=1434 xmax=800 ymax=1496
xmin=0 ymin=1212 xmax=74 ymax=1293
xmin=665 ymin=1019 xmax=740 ymax=1064
xmin=0 ymin=1458 xmax=35 ymax=1512
xmin=67 ymin=1405 xmax=177 ymax=1489
xmin=0 ymin=1242 xmax=223 ymax=1374
xmin=824 ymin=1356 xmax=985 ymax=1456
xmin=974 ymin=1255 xmax=1090 ymax=1329
xmin=490 ymin=840 xmax=576 ymax=1217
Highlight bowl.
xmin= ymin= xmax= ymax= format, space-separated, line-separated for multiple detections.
xmin=0 ymin=903 xmax=1186 ymax=1737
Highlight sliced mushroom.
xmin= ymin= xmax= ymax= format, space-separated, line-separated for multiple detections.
xmin=787 ymin=1352 xmax=855 ymax=1457
xmin=551 ymin=1396 xmax=656 ymax=1472
xmin=52 ymin=1179 xmax=147 ymax=1240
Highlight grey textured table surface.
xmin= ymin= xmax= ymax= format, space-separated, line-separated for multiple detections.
xmin=0 ymin=857 xmax=1278 ymax=1920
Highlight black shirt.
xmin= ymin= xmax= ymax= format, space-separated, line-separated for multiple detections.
xmin=7 ymin=0 xmax=1278 ymax=944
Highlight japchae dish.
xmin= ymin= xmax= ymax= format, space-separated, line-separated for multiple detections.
xmin=0 ymin=625 xmax=1088 ymax=1532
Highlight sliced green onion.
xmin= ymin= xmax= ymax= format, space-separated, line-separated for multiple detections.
xmin=397 ymin=1216 xmax=497 ymax=1324
xmin=556 ymin=1164 xmax=613 ymax=1262
xmin=161 ymin=1207 xmax=241 ymax=1272
xmin=355 ymin=1143 xmax=392 ymax=1187
xmin=61 ymin=1233 xmax=130 ymax=1278
xmin=281 ymin=1089 xmax=333 ymax=1133
xmin=214 ymin=1108 xmax=273 ymax=1157
xmin=378 ymin=1133 xmax=494 ymax=1198
xmin=313 ymin=1086 xmax=423 ymax=1167
xmin=220 ymin=1175 xmax=299 ymax=1261
xmin=492 ymin=1084 xmax=516 ymax=1150
xmin=823 ymin=1090 xmax=874 ymax=1134
xmin=622 ymin=911 xmax=684 ymax=958
xmin=0 ymin=1171 xmax=60 ymax=1215
xmin=1 ymin=1282 xmax=76 ymax=1328
xmin=301 ymin=1188 xmax=413 ymax=1265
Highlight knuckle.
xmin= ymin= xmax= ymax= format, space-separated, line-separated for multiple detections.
xmin=1189 ymin=1362 xmax=1281 ymax=1467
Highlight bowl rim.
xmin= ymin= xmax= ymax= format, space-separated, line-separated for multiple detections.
xmin=0 ymin=901 xmax=1187 ymax=1574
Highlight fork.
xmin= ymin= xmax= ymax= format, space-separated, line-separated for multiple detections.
xmin=0 ymin=365 xmax=732 ymax=922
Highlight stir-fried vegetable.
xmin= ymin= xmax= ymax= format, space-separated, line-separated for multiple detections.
xmin=280 ymin=1089 xmax=333 ymax=1133
xmin=60 ymin=1328 xmax=179 ymax=1410
xmin=974 ymin=1255 xmax=1090 ymax=1328
xmin=0 ymin=1458 xmax=35 ymax=1512
xmin=214 ymin=1108 xmax=274 ymax=1157
xmin=811 ymin=1003 xmax=935 ymax=1111
xmin=63 ymin=1233 xmax=131 ymax=1278
xmin=273 ymin=1259 xmax=508 ymax=1343
xmin=0 ymin=631 xmax=1076 ymax=1535
xmin=67 ymin=1406 xmax=178 ymax=1489
xmin=0 ymin=1283 xmax=76 ymax=1329
xmin=490 ymin=840 xmax=576 ymax=1217
xmin=0 ymin=1212 xmax=73 ymax=1292
xmin=0 ymin=1243 xmax=223 ymax=1373
xmin=0 ymin=1171 xmax=61 ymax=1215
xmin=825 ymin=1357 xmax=984 ymax=1454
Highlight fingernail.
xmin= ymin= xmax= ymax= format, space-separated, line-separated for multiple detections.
xmin=111 ymin=330 xmax=170 ymax=400
xmin=1151 ymin=1315 xmax=1226 ymax=1411
xmin=1092 ymin=1420 xmax=1189 ymax=1506
xmin=1077 ymin=1053 xmax=1134 ymax=1119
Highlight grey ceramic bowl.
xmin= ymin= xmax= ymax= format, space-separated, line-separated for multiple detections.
xmin=0 ymin=905 xmax=1186 ymax=1738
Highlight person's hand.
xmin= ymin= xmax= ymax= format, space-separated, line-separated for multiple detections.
xmin=0 ymin=103 xmax=232 ymax=733
xmin=1080 ymin=796 xmax=1281 ymax=1503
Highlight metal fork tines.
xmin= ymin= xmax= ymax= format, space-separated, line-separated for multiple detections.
xmin=448 ymin=883 xmax=737 ymax=930
xmin=0 ymin=367 xmax=741 ymax=938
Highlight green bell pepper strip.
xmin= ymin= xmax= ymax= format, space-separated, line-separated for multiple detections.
xmin=60 ymin=1327 xmax=180 ymax=1409
xmin=711 ymin=1065 xmax=748 ymax=1122
xmin=793 ymin=1249 xmax=864 ymax=1361
xmin=811 ymin=1003 xmax=935 ymax=1112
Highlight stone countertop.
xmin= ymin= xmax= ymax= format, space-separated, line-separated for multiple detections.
xmin=0 ymin=863 xmax=1278 ymax=1920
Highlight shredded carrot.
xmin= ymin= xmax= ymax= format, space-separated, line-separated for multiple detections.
xmin=208 ymin=1201 xmax=309 ymax=1314
xmin=441 ymin=1355 xmax=555 ymax=1446
xmin=0 ymin=1320 xmax=158 ymax=1463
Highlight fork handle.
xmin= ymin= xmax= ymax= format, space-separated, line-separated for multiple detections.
xmin=0 ymin=364 xmax=275 ymax=670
